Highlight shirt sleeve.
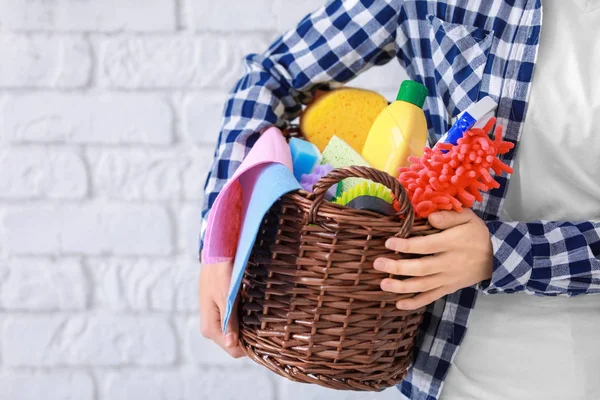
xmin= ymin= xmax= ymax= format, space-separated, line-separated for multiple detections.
xmin=199 ymin=0 xmax=406 ymax=254
xmin=480 ymin=220 xmax=600 ymax=296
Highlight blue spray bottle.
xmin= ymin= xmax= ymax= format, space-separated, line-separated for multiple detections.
xmin=437 ymin=96 xmax=498 ymax=150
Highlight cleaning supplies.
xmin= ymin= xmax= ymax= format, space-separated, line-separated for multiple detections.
xmin=202 ymin=127 xmax=294 ymax=265
xmin=437 ymin=96 xmax=498 ymax=148
xmin=362 ymin=80 xmax=429 ymax=177
xmin=299 ymin=164 xmax=338 ymax=200
xmin=289 ymin=137 xmax=322 ymax=181
xmin=322 ymin=135 xmax=370 ymax=169
xmin=346 ymin=196 xmax=397 ymax=216
xmin=222 ymin=163 xmax=302 ymax=331
xmin=398 ymin=118 xmax=514 ymax=218
xmin=300 ymin=88 xmax=389 ymax=153
xmin=334 ymin=181 xmax=394 ymax=205
xmin=333 ymin=181 xmax=396 ymax=215
xmin=322 ymin=135 xmax=371 ymax=192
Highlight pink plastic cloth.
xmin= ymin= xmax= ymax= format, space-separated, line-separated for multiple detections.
xmin=201 ymin=127 xmax=293 ymax=264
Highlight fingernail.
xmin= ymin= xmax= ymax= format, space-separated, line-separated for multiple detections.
xmin=225 ymin=333 xmax=236 ymax=348
xmin=386 ymin=239 xmax=403 ymax=251
xmin=373 ymin=259 xmax=385 ymax=270
xmin=430 ymin=212 xmax=441 ymax=221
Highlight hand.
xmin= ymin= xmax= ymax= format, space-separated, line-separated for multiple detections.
xmin=199 ymin=262 xmax=245 ymax=358
xmin=374 ymin=209 xmax=493 ymax=310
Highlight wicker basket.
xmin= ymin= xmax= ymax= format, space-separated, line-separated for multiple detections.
xmin=239 ymin=166 xmax=438 ymax=391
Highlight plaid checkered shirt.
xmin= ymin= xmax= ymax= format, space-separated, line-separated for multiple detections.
xmin=199 ymin=1 xmax=600 ymax=398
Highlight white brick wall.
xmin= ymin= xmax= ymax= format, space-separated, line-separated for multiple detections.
xmin=0 ymin=1 xmax=405 ymax=398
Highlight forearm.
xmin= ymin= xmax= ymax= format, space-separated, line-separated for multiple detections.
xmin=199 ymin=0 xmax=404 ymax=252
xmin=482 ymin=220 xmax=600 ymax=296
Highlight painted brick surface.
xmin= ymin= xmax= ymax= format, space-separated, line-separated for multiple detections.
xmin=0 ymin=258 xmax=89 ymax=310
xmin=2 ymin=94 xmax=173 ymax=144
xmin=2 ymin=204 xmax=173 ymax=255
xmin=0 ymin=371 xmax=94 ymax=400
xmin=0 ymin=35 xmax=91 ymax=87
xmin=0 ymin=0 xmax=176 ymax=32
xmin=0 ymin=0 xmax=402 ymax=398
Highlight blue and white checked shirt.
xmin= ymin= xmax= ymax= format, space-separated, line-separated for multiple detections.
xmin=200 ymin=1 xmax=600 ymax=398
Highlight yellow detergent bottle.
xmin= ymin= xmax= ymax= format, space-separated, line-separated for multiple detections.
xmin=361 ymin=80 xmax=429 ymax=177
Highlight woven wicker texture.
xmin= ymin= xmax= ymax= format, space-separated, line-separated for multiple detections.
xmin=239 ymin=166 xmax=438 ymax=391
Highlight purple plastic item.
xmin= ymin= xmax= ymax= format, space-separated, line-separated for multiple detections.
xmin=299 ymin=164 xmax=337 ymax=200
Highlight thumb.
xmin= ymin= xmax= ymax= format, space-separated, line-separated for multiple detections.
xmin=428 ymin=210 xmax=474 ymax=230
xmin=222 ymin=298 xmax=240 ymax=349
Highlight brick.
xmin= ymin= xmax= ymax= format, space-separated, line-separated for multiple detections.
xmin=0 ymin=371 xmax=94 ymax=400
xmin=0 ymin=0 xmax=176 ymax=32
xmin=87 ymin=149 xmax=189 ymax=201
xmin=2 ymin=94 xmax=173 ymax=144
xmin=179 ymin=206 xmax=203 ymax=258
xmin=2 ymin=204 xmax=173 ymax=256
xmin=0 ymin=35 xmax=91 ymax=88
xmin=106 ymin=368 xmax=274 ymax=400
xmin=186 ymin=317 xmax=247 ymax=367
xmin=106 ymin=371 xmax=182 ymax=400
xmin=278 ymin=378 xmax=402 ymax=400
xmin=87 ymin=147 xmax=212 ymax=201
xmin=0 ymin=148 xmax=87 ymax=199
xmin=99 ymin=35 xmax=272 ymax=89
xmin=190 ymin=0 xmax=276 ymax=31
xmin=182 ymin=92 xmax=228 ymax=146
xmin=273 ymin=0 xmax=327 ymax=32
xmin=89 ymin=258 xmax=198 ymax=312
xmin=0 ymin=258 xmax=88 ymax=310
xmin=3 ymin=315 xmax=176 ymax=366
xmin=182 ymin=147 xmax=215 ymax=201
xmin=185 ymin=368 xmax=275 ymax=400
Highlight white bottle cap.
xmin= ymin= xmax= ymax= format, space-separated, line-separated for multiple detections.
xmin=473 ymin=111 xmax=496 ymax=128
xmin=459 ymin=96 xmax=498 ymax=122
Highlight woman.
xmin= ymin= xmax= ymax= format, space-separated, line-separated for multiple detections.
xmin=199 ymin=1 xmax=600 ymax=398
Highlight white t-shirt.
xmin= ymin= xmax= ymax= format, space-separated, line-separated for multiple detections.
xmin=442 ymin=1 xmax=600 ymax=399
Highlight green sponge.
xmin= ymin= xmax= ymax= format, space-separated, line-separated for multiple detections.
xmin=322 ymin=135 xmax=371 ymax=192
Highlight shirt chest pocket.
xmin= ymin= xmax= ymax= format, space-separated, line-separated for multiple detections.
xmin=428 ymin=15 xmax=494 ymax=120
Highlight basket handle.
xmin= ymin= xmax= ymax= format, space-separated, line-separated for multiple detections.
xmin=307 ymin=166 xmax=415 ymax=238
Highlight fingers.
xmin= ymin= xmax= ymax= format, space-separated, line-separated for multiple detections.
xmin=224 ymin=303 xmax=239 ymax=348
xmin=374 ymin=255 xmax=440 ymax=276
xmin=385 ymin=232 xmax=450 ymax=255
xmin=199 ymin=262 xmax=246 ymax=359
xmin=380 ymin=274 xmax=444 ymax=294
xmin=199 ymin=271 xmax=217 ymax=338
xmin=199 ymin=301 xmax=223 ymax=341
xmin=200 ymin=300 xmax=246 ymax=359
xmin=385 ymin=213 xmax=476 ymax=255
xmin=216 ymin=335 xmax=246 ymax=359
xmin=220 ymin=298 xmax=246 ymax=358
xmin=395 ymin=287 xmax=449 ymax=310
xmin=428 ymin=209 xmax=475 ymax=230
xmin=210 ymin=330 xmax=246 ymax=359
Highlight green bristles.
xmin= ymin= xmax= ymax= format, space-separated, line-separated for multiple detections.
xmin=333 ymin=181 xmax=393 ymax=206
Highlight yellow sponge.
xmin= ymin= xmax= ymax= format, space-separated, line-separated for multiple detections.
xmin=300 ymin=88 xmax=389 ymax=153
